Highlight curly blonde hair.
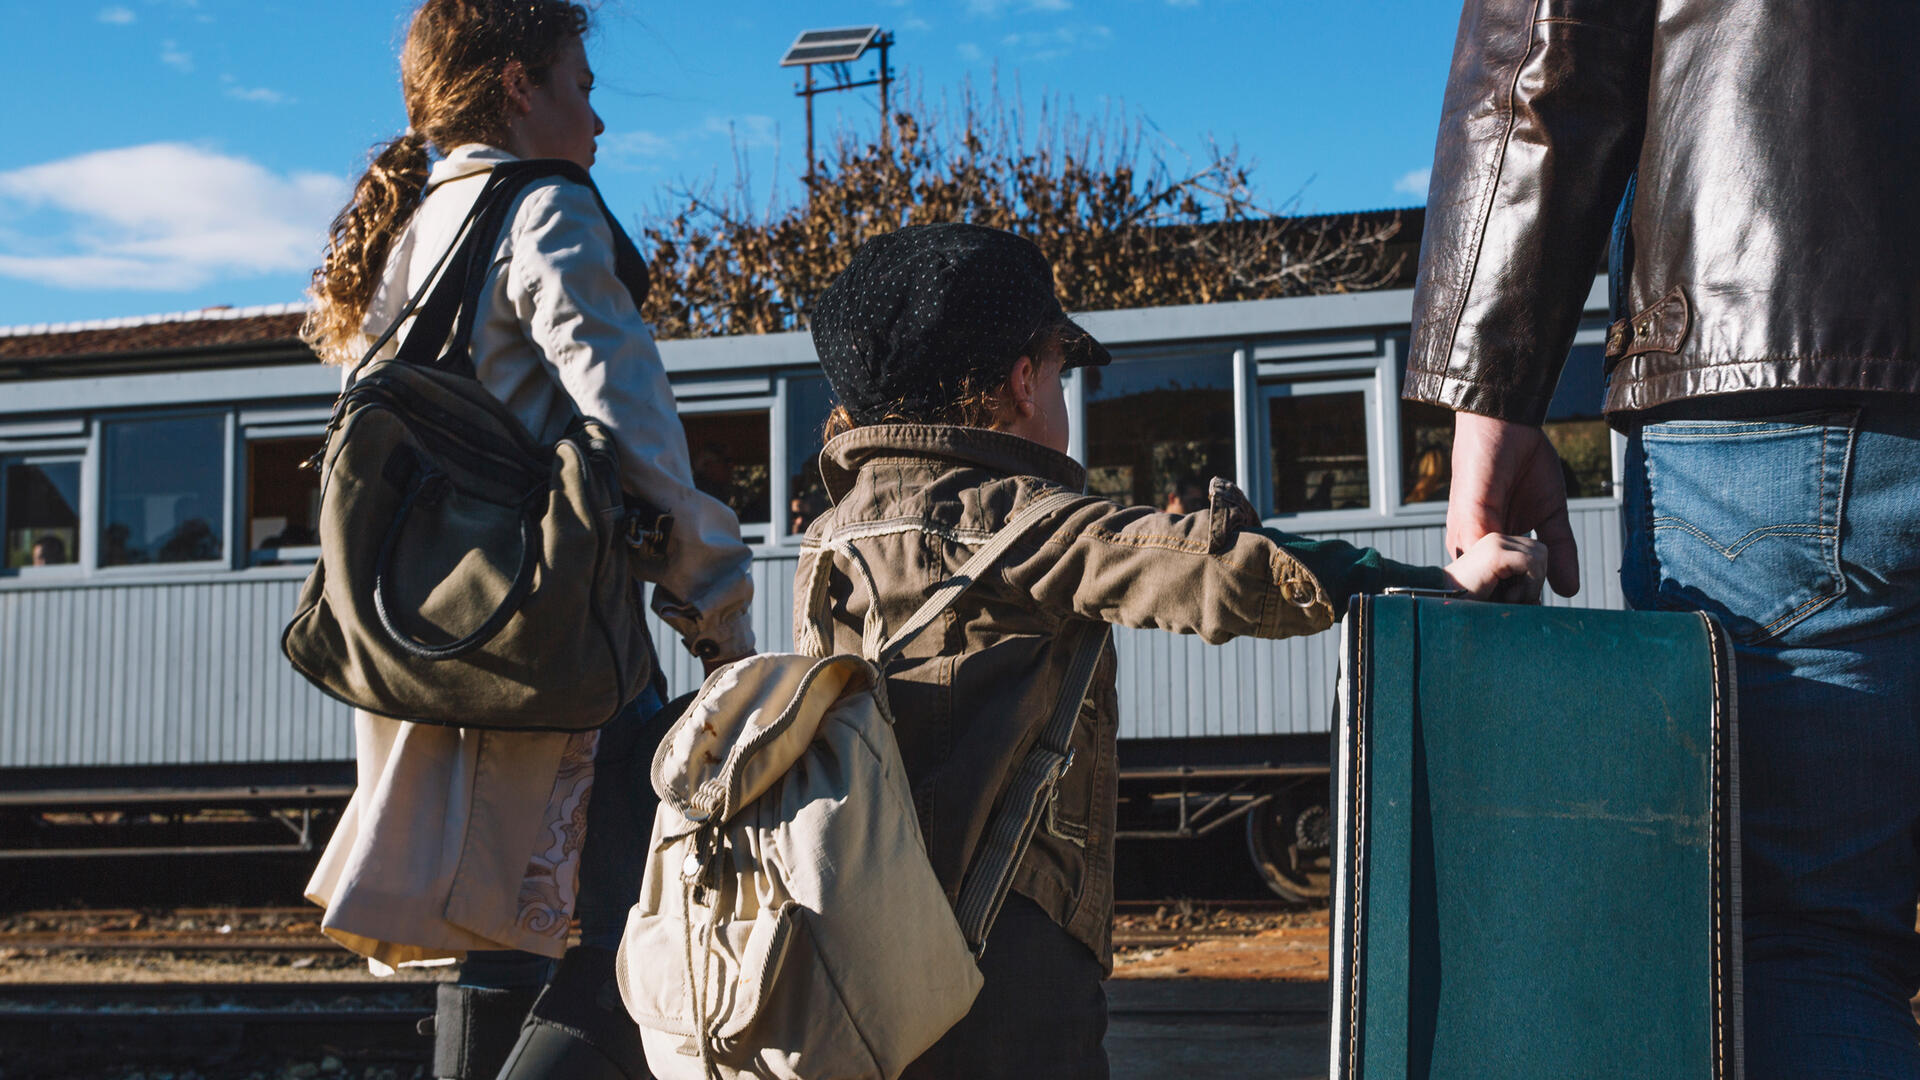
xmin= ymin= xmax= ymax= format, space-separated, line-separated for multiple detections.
xmin=302 ymin=0 xmax=590 ymax=363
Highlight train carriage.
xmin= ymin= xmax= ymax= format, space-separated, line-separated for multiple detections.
xmin=0 ymin=275 xmax=1620 ymax=898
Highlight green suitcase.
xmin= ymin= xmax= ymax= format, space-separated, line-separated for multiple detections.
xmin=1332 ymin=595 xmax=1741 ymax=1079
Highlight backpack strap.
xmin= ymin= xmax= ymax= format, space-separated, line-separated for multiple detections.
xmin=347 ymin=158 xmax=649 ymax=386
xmin=876 ymin=488 xmax=1086 ymax=663
xmin=952 ymin=617 xmax=1110 ymax=957
xmin=796 ymin=487 xmax=1112 ymax=955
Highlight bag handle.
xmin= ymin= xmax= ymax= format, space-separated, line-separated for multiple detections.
xmin=370 ymin=455 xmax=543 ymax=662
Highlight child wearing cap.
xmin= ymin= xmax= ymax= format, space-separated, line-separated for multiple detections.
xmin=800 ymin=223 xmax=1543 ymax=1078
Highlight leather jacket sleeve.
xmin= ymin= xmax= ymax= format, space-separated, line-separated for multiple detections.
xmin=1006 ymin=480 xmax=1449 ymax=643
xmin=1403 ymin=0 xmax=1656 ymax=425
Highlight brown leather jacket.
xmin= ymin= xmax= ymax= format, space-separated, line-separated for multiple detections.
xmin=793 ymin=425 xmax=1446 ymax=965
xmin=1404 ymin=0 xmax=1920 ymax=421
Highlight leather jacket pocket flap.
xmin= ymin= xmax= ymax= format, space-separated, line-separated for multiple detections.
xmin=1607 ymin=286 xmax=1691 ymax=361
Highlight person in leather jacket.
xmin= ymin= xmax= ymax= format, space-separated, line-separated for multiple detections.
xmin=1404 ymin=2 xmax=1920 ymax=1074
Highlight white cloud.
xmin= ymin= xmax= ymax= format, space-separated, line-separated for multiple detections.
xmin=1000 ymin=24 xmax=1112 ymax=60
xmin=0 ymin=143 xmax=348 ymax=292
xmin=601 ymin=130 xmax=679 ymax=167
xmin=220 ymin=76 xmax=291 ymax=105
xmin=1394 ymin=167 xmax=1432 ymax=198
xmin=96 ymin=6 xmax=136 ymax=24
xmin=160 ymin=39 xmax=193 ymax=73
xmin=968 ymin=0 xmax=1071 ymax=14
xmin=957 ymin=41 xmax=984 ymax=61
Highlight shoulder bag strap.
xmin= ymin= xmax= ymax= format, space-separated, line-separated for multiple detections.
xmin=951 ymin=616 xmax=1111 ymax=957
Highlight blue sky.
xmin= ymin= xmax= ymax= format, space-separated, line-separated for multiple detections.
xmin=0 ymin=0 xmax=1461 ymax=328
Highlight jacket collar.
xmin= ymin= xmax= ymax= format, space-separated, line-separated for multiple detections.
xmin=425 ymin=143 xmax=517 ymax=192
xmin=819 ymin=424 xmax=1088 ymax=502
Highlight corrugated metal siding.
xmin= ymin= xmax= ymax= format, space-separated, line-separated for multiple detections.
xmin=0 ymin=578 xmax=352 ymax=768
xmin=0 ymin=506 xmax=1622 ymax=769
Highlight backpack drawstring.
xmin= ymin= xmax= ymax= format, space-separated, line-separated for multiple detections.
xmin=680 ymin=823 xmax=721 ymax=1080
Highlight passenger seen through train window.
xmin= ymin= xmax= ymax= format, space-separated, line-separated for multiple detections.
xmin=1083 ymin=354 xmax=1236 ymax=508
xmin=3 ymin=458 xmax=81 ymax=569
xmin=680 ymin=410 xmax=771 ymax=529
xmin=99 ymin=415 xmax=225 ymax=566
xmin=1269 ymin=385 xmax=1371 ymax=514
xmin=1399 ymin=342 xmax=1614 ymax=503
xmin=785 ymin=375 xmax=837 ymax=535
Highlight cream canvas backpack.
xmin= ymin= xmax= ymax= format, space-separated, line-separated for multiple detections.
xmin=616 ymin=490 xmax=1111 ymax=1080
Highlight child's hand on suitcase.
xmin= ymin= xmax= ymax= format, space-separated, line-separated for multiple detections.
xmin=1442 ymin=534 xmax=1548 ymax=604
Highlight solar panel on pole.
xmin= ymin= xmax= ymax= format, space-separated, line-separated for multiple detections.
xmin=780 ymin=26 xmax=880 ymax=66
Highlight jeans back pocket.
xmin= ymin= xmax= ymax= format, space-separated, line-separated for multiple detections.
xmin=1632 ymin=412 xmax=1856 ymax=644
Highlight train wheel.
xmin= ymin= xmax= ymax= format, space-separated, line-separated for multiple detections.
xmin=1246 ymin=785 xmax=1332 ymax=903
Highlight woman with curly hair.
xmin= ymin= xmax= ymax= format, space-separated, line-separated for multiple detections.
xmin=301 ymin=3 xmax=755 ymax=1077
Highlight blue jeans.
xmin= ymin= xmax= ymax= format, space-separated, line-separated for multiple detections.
xmin=461 ymin=683 xmax=668 ymax=988
xmin=1623 ymin=404 xmax=1920 ymax=1078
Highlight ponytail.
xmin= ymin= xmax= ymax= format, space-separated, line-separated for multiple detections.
xmin=302 ymin=131 xmax=432 ymax=363
xmin=302 ymin=0 xmax=590 ymax=364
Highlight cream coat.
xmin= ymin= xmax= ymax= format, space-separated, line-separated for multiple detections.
xmin=306 ymin=145 xmax=754 ymax=968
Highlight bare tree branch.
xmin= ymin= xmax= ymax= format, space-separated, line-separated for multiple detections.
xmin=637 ymin=80 xmax=1403 ymax=340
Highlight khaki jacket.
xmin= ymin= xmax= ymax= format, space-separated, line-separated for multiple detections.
xmin=794 ymin=425 xmax=1445 ymax=965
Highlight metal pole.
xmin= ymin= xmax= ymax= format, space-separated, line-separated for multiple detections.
xmin=804 ymin=65 xmax=816 ymax=188
xmin=878 ymin=35 xmax=892 ymax=151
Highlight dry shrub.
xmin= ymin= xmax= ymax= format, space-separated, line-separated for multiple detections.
xmin=637 ymin=81 xmax=1403 ymax=340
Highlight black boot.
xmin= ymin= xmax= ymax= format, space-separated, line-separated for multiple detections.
xmin=421 ymin=983 xmax=541 ymax=1080
xmin=494 ymin=946 xmax=652 ymax=1080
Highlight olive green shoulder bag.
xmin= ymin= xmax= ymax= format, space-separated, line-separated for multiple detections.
xmin=283 ymin=160 xmax=666 ymax=731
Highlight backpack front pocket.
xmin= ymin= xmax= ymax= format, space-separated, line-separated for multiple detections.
xmin=620 ymin=902 xmax=881 ymax=1080
xmin=617 ymin=900 xmax=799 ymax=1043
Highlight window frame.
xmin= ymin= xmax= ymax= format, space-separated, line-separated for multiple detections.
xmin=1254 ymin=372 xmax=1384 ymax=527
xmin=92 ymin=408 xmax=235 ymax=576
xmin=239 ymin=417 xmax=328 ymax=567
xmin=676 ymin=395 xmax=777 ymax=545
xmin=1075 ymin=346 xmax=1243 ymax=512
xmin=0 ymin=446 xmax=89 ymax=579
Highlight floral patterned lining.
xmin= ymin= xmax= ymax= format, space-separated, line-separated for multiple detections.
xmin=515 ymin=728 xmax=599 ymax=942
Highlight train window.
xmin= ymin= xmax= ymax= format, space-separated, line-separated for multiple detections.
xmin=1544 ymin=344 xmax=1613 ymax=498
xmin=247 ymin=436 xmax=323 ymax=563
xmin=4 ymin=457 xmax=82 ymax=570
xmin=784 ymin=376 xmax=838 ymax=537
xmin=1264 ymin=378 xmax=1376 ymax=516
xmin=681 ymin=409 xmax=771 ymax=530
xmin=1400 ymin=399 xmax=1454 ymax=504
xmin=1395 ymin=340 xmax=1615 ymax=504
xmin=1083 ymin=354 xmax=1236 ymax=510
xmin=99 ymin=414 xmax=226 ymax=567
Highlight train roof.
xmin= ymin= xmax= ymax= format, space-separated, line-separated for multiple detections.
xmin=0 ymin=302 xmax=311 ymax=378
xmin=0 ymin=207 xmax=1427 ymax=381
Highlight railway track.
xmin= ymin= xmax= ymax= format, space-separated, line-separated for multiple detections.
xmin=0 ymin=982 xmax=436 ymax=1073
xmin=2 ymin=902 xmax=1310 ymax=954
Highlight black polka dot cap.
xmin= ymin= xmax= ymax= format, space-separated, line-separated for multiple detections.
xmin=810 ymin=223 xmax=1111 ymax=426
